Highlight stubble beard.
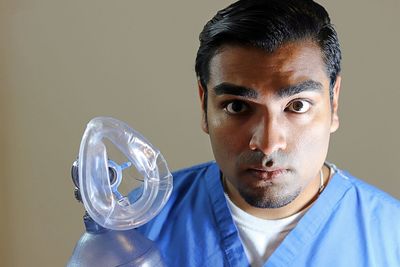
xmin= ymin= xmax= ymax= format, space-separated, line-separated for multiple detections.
xmin=238 ymin=183 xmax=301 ymax=209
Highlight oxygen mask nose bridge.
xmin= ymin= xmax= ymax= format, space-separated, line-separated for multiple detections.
xmin=77 ymin=117 xmax=173 ymax=230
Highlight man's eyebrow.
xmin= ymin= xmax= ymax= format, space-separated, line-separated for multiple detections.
xmin=212 ymin=80 xmax=323 ymax=99
xmin=213 ymin=83 xmax=258 ymax=99
xmin=277 ymin=80 xmax=323 ymax=98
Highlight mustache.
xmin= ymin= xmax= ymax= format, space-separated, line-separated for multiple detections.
xmin=237 ymin=150 xmax=288 ymax=167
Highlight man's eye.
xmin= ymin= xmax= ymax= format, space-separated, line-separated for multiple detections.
xmin=225 ymin=100 xmax=248 ymax=114
xmin=286 ymin=100 xmax=311 ymax=113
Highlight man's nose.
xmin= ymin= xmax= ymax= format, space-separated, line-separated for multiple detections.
xmin=249 ymin=115 xmax=287 ymax=155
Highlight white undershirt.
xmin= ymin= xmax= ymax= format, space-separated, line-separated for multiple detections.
xmin=225 ymin=194 xmax=308 ymax=267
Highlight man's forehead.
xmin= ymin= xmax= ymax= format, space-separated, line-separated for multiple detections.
xmin=208 ymin=41 xmax=329 ymax=90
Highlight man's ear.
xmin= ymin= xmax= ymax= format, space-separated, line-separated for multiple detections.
xmin=198 ymin=80 xmax=209 ymax=134
xmin=330 ymin=76 xmax=341 ymax=133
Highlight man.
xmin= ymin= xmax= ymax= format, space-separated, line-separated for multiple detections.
xmin=137 ymin=1 xmax=400 ymax=266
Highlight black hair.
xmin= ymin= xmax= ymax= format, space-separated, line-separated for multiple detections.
xmin=195 ymin=0 xmax=341 ymax=110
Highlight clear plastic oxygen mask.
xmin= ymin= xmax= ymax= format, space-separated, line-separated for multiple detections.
xmin=73 ymin=117 xmax=173 ymax=230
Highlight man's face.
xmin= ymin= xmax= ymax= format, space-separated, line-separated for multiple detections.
xmin=199 ymin=41 xmax=340 ymax=209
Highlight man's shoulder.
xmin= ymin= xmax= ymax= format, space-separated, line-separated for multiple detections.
xmin=137 ymin=161 xmax=223 ymax=239
xmin=159 ymin=161 xmax=220 ymax=206
xmin=335 ymin=167 xmax=400 ymax=211
xmin=171 ymin=161 xmax=217 ymax=183
xmin=172 ymin=161 xmax=216 ymax=174
xmin=321 ymin=167 xmax=400 ymax=264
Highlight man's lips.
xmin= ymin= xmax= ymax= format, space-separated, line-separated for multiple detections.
xmin=247 ymin=167 xmax=289 ymax=180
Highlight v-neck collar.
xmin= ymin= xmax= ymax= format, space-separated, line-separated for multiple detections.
xmin=204 ymin=162 xmax=352 ymax=267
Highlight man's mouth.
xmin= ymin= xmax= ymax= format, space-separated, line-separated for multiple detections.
xmin=247 ymin=167 xmax=289 ymax=180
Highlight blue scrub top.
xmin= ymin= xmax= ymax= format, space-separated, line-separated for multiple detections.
xmin=137 ymin=162 xmax=400 ymax=267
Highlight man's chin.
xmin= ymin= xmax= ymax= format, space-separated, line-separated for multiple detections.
xmin=240 ymin=189 xmax=300 ymax=209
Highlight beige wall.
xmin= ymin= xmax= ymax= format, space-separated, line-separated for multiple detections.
xmin=1 ymin=1 xmax=399 ymax=266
